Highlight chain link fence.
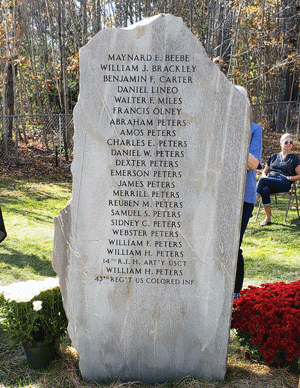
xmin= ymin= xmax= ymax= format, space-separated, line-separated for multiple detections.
xmin=0 ymin=103 xmax=299 ymax=170
xmin=252 ymin=101 xmax=300 ymax=139
xmin=0 ymin=114 xmax=74 ymax=168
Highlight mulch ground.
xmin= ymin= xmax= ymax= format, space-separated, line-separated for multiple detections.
xmin=0 ymin=144 xmax=72 ymax=181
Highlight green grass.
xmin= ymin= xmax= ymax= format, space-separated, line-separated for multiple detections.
xmin=0 ymin=177 xmax=72 ymax=285
xmin=243 ymin=197 xmax=300 ymax=288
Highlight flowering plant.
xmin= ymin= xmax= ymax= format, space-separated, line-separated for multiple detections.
xmin=0 ymin=277 xmax=68 ymax=347
xmin=231 ymin=280 xmax=300 ymax=372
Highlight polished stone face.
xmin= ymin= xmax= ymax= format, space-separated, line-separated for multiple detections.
xmin=52 ymin=14 xmax=250 ymax=384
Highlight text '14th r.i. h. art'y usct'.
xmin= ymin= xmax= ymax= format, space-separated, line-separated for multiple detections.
xmin=52 ymin=13 xmax=251 ymax=384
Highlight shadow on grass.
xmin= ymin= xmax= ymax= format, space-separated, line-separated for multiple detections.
xmin=0 ymin=246 xmax=56 ymax=279
xmin=0 ymin=180 xmax=70 ymax=225
xmin=245 ymin=254 xmax=300 ymax=283
xmin=247 ymin=215 xmax=300 ymax=240
xmin=1 ymin=201 xmax=55 ymax=224
xmin=0 ymin=185 xmax=65 ymax=203
xmin=0 ymin=178 xmax=71 ymax=202
xmin=0 ymin=174 xmax=72 ymax=186
xmin=290 ymin=217 xmax=300 ymax=227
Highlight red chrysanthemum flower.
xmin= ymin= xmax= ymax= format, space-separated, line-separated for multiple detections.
xmin=231 ymin=280 xmax=300 ymax=369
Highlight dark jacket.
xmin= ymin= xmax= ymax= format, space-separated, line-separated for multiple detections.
xmin=0 ymin=207 xmax=7 ymax=243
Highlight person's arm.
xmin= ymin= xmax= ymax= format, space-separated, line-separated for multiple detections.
xmin=287 ymin=165 xmax=300 ymax=181
xmin=248 ymin=123 xmax=262 ymax=171
xmin=247 ymin=153 xmax=260 ymax=171
xmin=262 ymin=164 xmax=270 ymax=177
xmin=261 ymin=153 xmax=273 ymax=177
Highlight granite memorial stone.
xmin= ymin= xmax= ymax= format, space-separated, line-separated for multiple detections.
xmin=52 ymin=13 xmax=251 ymax=383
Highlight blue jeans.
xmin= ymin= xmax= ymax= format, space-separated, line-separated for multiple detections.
xmin=234 ymin=202 xmax=254 ymax=294
xmin=256 ymin=175 xmax=291 ymax=206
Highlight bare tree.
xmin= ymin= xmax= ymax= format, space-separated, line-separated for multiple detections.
xmin=277 ymin=0 xmax=292 ymax=131
xmin=1 ymin=0 xmax=299 ymax=131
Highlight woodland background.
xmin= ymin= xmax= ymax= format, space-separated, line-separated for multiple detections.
xmin=0 ymin=0 xmax=300 ymax=168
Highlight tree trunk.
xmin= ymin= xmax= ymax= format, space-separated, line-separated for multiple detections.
xmin=62 ymin=0 xmax=69 ymax=115
xmin=216 ymin=1 xmax=233 ymax=75
xmin=5 ymin=61 xmax=15 ymax=139
xmin=81 ymin=0 xmax=88 ymax=45
xmin=58 ymin=0 xmax=65 ymax=113
xmin=277 ymin=0 xmax=292 ymax=132
xmin=3 ymin=0 xmax=14 ymax=141
xmin=93 ymin=0 xmax=101 ymax=34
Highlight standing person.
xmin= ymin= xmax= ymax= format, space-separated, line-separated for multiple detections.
xmin=234 ymin=86 xmax=262 ymax=299
xmin=256 ymin=133 xmax=300 ymax=226
xmin=0 ymin=207 xmax=7 ymax=243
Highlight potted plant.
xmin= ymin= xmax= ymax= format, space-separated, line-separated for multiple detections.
xmin=232 ymin=280 xmax=300 ymax=373
xmin=0 ymin=277 xmax=68 ymax=369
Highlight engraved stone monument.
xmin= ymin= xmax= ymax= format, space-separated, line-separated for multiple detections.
xmin=53 ymin=14 xmax=250 ymax=383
